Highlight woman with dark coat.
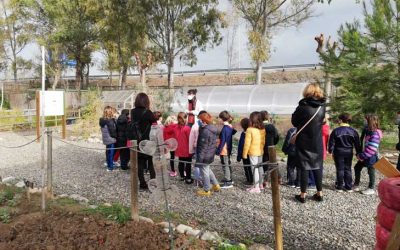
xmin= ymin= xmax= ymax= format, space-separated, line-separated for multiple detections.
xmin=130 ymin=93 xmax=157 ymax=190
xmin=291 ymin=83 xmax=326 ymax=203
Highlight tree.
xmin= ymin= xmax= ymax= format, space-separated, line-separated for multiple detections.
xmin=98 ymin=0 xmax=146 ymax=90
xmin=320 ymin=0 xmax=400 ymax=127
xmin=225 ymin=2 xmax=241 ymax=84
xmin=0 ymin=0 xmax=34 ymax=81
xmin=141 ymin=0 xmax=224 ymax=88
xmin=134 ymin=50 xmax=157 ymax=90
xmin=233 ymin=0 xmax=314 ymax=85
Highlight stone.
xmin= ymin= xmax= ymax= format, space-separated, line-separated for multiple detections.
xmin=139 ymin=216 xmax=154 ymax=224
xmin=200 ymin=231 xmax=220 ymax=241
xmin=58 ymin=194 xmax=69 ymax=198
xmin=89 ymin=205 xmax=98 ymax=209
xmin=2 ymin=176 xmax=16 ymax=184
xmin=249 ymin=243 xmax=273 ymax=250
xmin=238 ymin=243 xmax=247 ymax=249
xmin=186 ymin=229 xmax=202 ymax=238
xmin=69 ymin=194 xmax=89 ymax=203
xmin=15 ymin=181 xmax=26 ymax=188
xmin=157 ymin=221 xmax=175 ymax=228
xmin=28 ymin=188 xmax=42 ymax=194
xmin=103 ymin=203 xmax=112 ymax=207
xmin=176 ymin=224 xmax=193 ymax=234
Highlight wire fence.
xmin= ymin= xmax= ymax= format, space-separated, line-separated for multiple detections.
xmin=0 ymin=131 xmax=284 ymax=249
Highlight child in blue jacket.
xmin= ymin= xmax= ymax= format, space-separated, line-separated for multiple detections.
xmin=237 ymin=118 xmax=253 ymax=185
xmin=216 ymin=110 xmax=237 ymax=188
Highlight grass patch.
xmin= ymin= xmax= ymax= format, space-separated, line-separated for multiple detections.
xmin=217 ymin=241 xmax=246 ymax=250
xmin=380 ymin=132 xmax=398 ymax=151
xmin=0 ymin=185 xmax=23 ymax=205
xmin=0 ymin=207 xmax=11 ymax=223
xmin=84 ymin=203 xmax=131 ymax=224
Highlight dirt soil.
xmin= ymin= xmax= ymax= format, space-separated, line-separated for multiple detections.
xmin=0 ymin=186 xmax=208 ymax=250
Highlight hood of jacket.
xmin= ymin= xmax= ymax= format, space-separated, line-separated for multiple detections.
xmin=99 ymin=118 xmax=108 ymax=128
xmin=298 ymin=97 xmax=326 ymax=108
xmin=117 ymin=113 xmax=128 ymax=124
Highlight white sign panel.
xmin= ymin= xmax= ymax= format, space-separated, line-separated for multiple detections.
xmin=40 ymin=91 xmax=64 ymax=116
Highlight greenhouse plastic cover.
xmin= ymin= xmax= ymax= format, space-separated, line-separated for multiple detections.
xmin=171 ymin=83 xmax=308 ymax=115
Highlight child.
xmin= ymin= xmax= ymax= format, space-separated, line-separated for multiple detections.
xmin=174 ymin=112 xmax=193 ymax=184
xmin=354 ymin=114 xmax=383 ymax=195
xmin=163 ymin=115 xmax=178 ymax=176
xmin=196 ymin=111 xmax=221 ymax=196
xmin=282 ymin=127 xmax=299 ymax=188
xmin=216 ymin=110 xmax=237 ymax=188
xmin=328 ymin=113 xmax=361 ymax=192
xmin=237 ymin=118 xmax=253 ymax=185
xmin=153 ymin=111 xmax=164 ymax=129
xmin=99 ymin=106 xmax=117 ymax=172
xmin=243 ymin=111 xmax=266 ymax=193
xmin=189 ymin=110 xmax=208 ymax=186
xmin=260 ymin=110 xmax=280 ymax=187
xmin=116 ymin=109 xmax=130 ymax=170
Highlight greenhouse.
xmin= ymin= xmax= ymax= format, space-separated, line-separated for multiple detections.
xmin=171 ymin=82 xmax=308 ymax=115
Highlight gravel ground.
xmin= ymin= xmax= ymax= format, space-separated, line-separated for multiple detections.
xmin=0 ymin=131 xmax=381 ymax=249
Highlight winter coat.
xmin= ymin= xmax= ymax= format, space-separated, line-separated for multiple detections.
xmin=328 ymin=124 xmax=361 ymax=156
xmin=322 ymin=124 xmax=330 ymax=160
xmin=237 ymin=131 xmax=246 ymax=162
xmin=189 ymin=120 xmax=203 ymax=155
xmin=196 ymin=124 xmax=218 ymax=164
xmin=262 ymin=121 xmax=279 ymax=161
xmin=291 ymin=97 xmax=326 ymax=170
xmin=174 ymin=124 xmax=192 ymax=158
xmin=358 ymin=129 xmax=383 ymax=162
xmin=116 ymin=113 xmax=129 ymax=147
xmin=216 ymin=124 xmax=237 ymax=156
xmin=99 ymin=118 xmax=117 ymax=145
xmin=163 ymin=124 xmax=177 ymax=141
xmin=242 ymin=127 xmax=266 ymax=158
xmin=129 ymin=107 xmax=157 ymax=141
xmin=282 ymin=127 xmax=297 ymax=157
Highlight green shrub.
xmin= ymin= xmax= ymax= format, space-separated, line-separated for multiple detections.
xmin=73 ymin=89 xmax=103 ymax=138
xmin=85 ymin=203 xmax=131 ymax=224
xmin=0 ymin=208 xmax=11 ymax=223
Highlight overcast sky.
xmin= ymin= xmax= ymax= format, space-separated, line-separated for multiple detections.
xmin=18 ymin=0 xmax=365 ymax=76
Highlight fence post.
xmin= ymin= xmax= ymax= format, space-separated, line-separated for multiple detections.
xmin=268 ymin=146 xmax=283 ymax=250
xmin=46 ymin=129 xmax=53 ymax=196
xmin=130 ymin=140 xmax=139 ymax=221
xmin=36 ymin=91 xmax=40 ymax=142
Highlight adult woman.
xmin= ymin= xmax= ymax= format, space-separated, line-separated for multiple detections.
xmin=130 ymin=93 xmax=157 ymax=190
xmin=186 ymin=89 xmax=203 ymax=127
xmin=291 ymin=83 xmax=326 ymax=203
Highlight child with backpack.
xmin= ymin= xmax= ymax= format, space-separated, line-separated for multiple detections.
xmin=282 ymin=127 xmax=299 ymax=188
xmin=243 ymin=111 xmax=266 ymax=193
xmin=260 ymin=110 xmax=280 ymax=187
xmin=116 ymin=109 xmax=130 ymax=170
xmin=164 ymin=115 xmax=178 ymax=177
xmin=196 ymin=111 xmax=221 ymax=196
xmin=354 ymin=114 xmax=383 ymax=195
xmin=328 ymin=113 xmax=361 ymax=192
xmin=237 ymin=118 xmax=253 ymax=185
xmin=99 ymin=106 xmax=117 ymax=172
xmin=174 ymin=112 xmax=193 ymax=184
xmin=216 ymin=110 xmax=237 ymax=189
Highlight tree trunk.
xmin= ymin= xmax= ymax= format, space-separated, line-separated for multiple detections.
xmin=120 ymin=65 xmax=127 ymax=90
xmin=109 ymin=70 xmax=113 ymax=86
xmin=52 ymin=62 xmax=62 ymax=90
xmin=255 ymin=61 xmax=262 ymax=85
xmin=84 ymin=63 xmax=90 ymax=90
xmin=167 ymin=52 xmax=174 ymax=89
xmin=324 ymin=73 xmax=332 ymax=105
xmin=75 ymin=60 xmax=82 ymax=91
xmin=12 ymin=60 xmax=17 ymax=82
xmin=140 ymin=68 xmax=146 ymax=90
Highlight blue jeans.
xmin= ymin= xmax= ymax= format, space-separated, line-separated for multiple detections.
xmin=106 ymin=144 xmax=115 ymax=170
xmin=200 ymin=165 xmax=218 ymax=191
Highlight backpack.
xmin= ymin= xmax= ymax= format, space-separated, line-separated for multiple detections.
xmin=127 ymin=110 xmax=148 ymax=141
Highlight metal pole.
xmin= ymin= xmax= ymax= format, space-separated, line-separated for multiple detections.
xmin=41 ymin=46 xmax=46 ymax=211
xmin=47 ymin=129 xmax=53 ymax=195
xmin=268 ymin=146 xmax=283 ymax=250
xmin=130 ymin=140 xmax=139 ymax=221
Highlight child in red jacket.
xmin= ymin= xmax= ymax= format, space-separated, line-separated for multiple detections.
xmin=174 ymin=112 xmax=193 ymax=184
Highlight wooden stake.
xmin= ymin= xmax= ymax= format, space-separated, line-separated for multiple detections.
xmin=268 ymin=146 xmax=283 ymax=250
xmin=61 ymin=115 xmax=66 ymax=139
xmin=130 ymin=140 xmax=139 ymax=221
xmin=36 ymin=91 xmax=40 ymax=142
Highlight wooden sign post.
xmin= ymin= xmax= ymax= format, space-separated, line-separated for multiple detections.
xmin=268 ymin=146 xmax=283 ymax=250
xmin=130 ymin=140 xmax=139 ymax=221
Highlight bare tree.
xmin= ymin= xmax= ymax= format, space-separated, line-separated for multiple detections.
xmin=233 ymin=0 xmax=315 ymax=85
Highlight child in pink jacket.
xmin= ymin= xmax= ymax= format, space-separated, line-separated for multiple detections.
xmin=174 ymin=112 xmax=193 ymax=184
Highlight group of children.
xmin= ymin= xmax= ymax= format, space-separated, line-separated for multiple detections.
xmin=99 ymin=101 xmax=385 ymax=197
